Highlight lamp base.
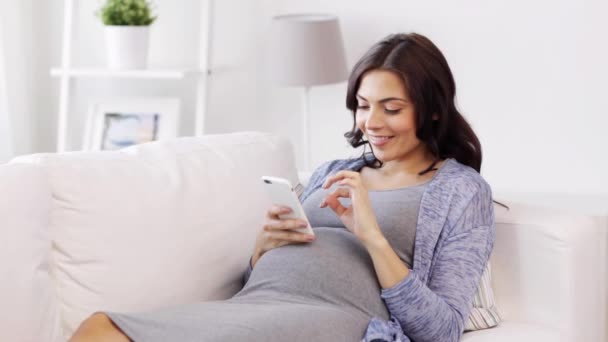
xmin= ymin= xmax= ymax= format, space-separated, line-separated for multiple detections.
xmin=301 ymin=86 xmax=311 ymax=171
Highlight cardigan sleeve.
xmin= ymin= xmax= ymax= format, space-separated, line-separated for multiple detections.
xmin=379 ymin=184 xmax=496 ymax=342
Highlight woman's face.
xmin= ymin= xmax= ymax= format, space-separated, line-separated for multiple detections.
xmin=355 ymin=69 xmax=427 ymax=163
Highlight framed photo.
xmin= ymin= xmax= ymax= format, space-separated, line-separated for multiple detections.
xmin=83 ymin=97 xmax=180 ymax=151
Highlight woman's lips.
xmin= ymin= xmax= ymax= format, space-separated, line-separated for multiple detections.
xmin=368 ymin=135 xmax=394 ymax=147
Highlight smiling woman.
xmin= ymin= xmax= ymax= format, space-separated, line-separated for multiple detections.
xmin=70 ymin=32 xmax=497 ymax=342
xmin=345 ymin=33 xmax=482 ymax=179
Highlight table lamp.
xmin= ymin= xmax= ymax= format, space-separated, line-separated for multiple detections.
xmin=269 ymin=14 xmax=348 ymax=171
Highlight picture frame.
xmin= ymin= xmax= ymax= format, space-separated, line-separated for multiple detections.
xmin=83 ymin=97 xmax=180 ymax=151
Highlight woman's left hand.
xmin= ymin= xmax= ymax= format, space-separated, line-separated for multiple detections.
xmin=319 ymin=170 xmax=383 ymax=244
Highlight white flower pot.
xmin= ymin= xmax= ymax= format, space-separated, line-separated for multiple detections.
xmin=104 ymin=26 xmax=150 ymax=69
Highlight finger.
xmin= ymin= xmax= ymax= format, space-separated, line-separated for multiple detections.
xmin=267 ymin=205 xmax=291 ymax=219
xmin=331 ymin=187 xmax=351 ymax=198
xmin=262 ymin=232 xmax=291 ymax=249
xmin=263 ymin=218 xmax=308 ymax=231
xmin=319 ymin=187 xmax=350 ymax=207
xmin=270 ymin=230 xmax=315 ymax=243
xmin=322 ymin=173 xmax=344 ymax=189
xmin=338 ymin=178 xmax=357 ymax=188
xmin=325 ymin=195 xmax=348 ymax=216
xmin=322 ymin=170 xmax=359 ymax=189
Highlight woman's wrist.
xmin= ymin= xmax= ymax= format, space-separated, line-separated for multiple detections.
xmin=360 ymin=227 xmax=387 ymax=249
xmin=362 ymin=233 xmax=411 ymax=289
xmin=362 ymin=233 xmax=390 ymax=251
xmin=251 ymin=248 xmax=264 ymax=268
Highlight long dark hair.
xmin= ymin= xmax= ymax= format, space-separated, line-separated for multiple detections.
xmin=344 ymin=33 xmax=482 ymax=175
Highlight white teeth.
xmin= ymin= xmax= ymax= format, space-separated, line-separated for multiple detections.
xmin=369 ymin=136 xmax=392 ymax=143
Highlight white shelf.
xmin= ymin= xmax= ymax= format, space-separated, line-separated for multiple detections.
xmin=50 ymin=67 xmax=204 ymax=80
xmin=52 ymin=0 xmax=214 ymax=152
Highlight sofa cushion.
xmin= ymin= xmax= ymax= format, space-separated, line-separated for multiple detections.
xmin=11 ymin=132 xmax=299 ymax=338
xmin=0 ymin=164 xmax=63 ymax=342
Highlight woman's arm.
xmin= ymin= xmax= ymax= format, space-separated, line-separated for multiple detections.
xmin=362 ymin=235 xmax=410 ymax=290
xmin=367 ymin=188 xmax=495 ymax=342
xmin=320 ymin=168 xmax=495 ymax=341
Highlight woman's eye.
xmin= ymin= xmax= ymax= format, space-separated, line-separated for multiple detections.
xmin=357 ymin=105 xmax=369 ymax=110
xmin=384 ymin=109 xmax=401 ymax=114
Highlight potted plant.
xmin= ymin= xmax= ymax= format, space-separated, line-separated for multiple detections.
xmin=97 ymin=0 xmax=157 ymax=69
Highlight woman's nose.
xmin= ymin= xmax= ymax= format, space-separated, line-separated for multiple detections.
xmin=365 ymin=107 xmax=384 ymax=129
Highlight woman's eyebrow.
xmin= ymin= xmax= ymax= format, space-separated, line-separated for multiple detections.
xmin=356 ymin=94 xmax=408 ymax=103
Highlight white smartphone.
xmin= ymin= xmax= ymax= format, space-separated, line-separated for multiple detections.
xmin=261 ymin=176 xmax=315 ymax=236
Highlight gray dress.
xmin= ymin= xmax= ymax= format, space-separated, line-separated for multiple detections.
xmin=106 ymin=182 xmax=427 ymax=342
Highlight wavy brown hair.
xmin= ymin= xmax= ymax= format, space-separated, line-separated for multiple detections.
xmin=344 ymin=33 xmax=482 ymax=175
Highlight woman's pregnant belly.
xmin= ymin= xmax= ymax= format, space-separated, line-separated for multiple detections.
xmin=235 ymin=227 xmax=389 ymax=320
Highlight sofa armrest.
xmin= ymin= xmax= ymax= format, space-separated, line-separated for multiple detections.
xmin=491 ymin=192 xmax=608 ymax=342
xmin=0 ymin=164 xmax=63 ymax=342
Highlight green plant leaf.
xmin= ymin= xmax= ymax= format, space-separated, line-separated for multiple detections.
xmin=97 ymin=0 xmax=156 ymax=26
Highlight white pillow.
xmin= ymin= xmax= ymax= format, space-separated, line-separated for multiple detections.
xmin=12 ymin=132 xmax=298 ymax=338
xmin=0 ymin=164 xmax=63 ymax=342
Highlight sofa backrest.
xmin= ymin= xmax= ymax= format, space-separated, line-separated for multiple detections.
xmin=9 ymin=131 xmax=299 ymax=339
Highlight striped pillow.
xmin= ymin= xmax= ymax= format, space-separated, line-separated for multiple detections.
xmin=464 ymin=262 xmax=502 ymax=331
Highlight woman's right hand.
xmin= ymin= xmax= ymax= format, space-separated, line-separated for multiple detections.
xmin=251 ymin=205 xmax=315 ymax=268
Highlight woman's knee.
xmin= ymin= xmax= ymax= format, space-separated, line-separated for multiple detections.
xmin=69 ymin=312 xmax=131 ymax=342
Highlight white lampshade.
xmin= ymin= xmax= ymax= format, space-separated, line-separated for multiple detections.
xmin=269 ymin=14 xmax=348 ymax=87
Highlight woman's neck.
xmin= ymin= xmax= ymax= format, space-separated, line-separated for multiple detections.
xmin=376 ymin=150 xmax=438 ymax=179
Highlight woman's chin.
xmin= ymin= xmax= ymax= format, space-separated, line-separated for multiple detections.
xmin=370 ymin=151 xmax=391 ymax=162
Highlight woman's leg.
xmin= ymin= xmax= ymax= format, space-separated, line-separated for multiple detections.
xmin=69 ymin=312 xmax=132 ymax=342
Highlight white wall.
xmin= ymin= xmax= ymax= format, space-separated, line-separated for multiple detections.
xmin=26 ymin=0 xmax=608 ymax=195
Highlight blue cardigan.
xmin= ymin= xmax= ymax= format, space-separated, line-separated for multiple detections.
xmin=245 ymin=157 xmax=495 ymax=342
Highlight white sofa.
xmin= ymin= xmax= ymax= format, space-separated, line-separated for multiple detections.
xmin=0 ymin=132 xmax=606 ymax=342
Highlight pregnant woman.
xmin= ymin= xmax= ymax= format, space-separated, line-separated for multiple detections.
xmin=70 ymin=32 xmax=495 ymax=342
